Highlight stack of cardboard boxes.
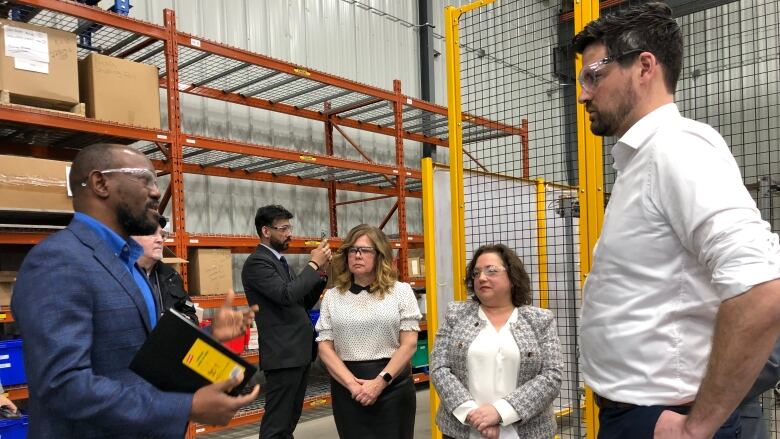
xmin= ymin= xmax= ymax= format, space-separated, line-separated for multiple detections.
xmin=0 ymin=19 xmax=167 ymax=306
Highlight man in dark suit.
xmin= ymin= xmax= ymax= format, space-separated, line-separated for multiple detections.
xmin=12 ymin=143 xmax=259 ymax=438
xmin=241 ymin=205 xmax=331 ymax=439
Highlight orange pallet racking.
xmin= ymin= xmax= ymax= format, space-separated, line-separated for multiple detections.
xmin=0 ymin=0 xmax=527 ymax=436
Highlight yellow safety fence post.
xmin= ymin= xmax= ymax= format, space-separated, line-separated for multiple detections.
xmin=574 ymin=0 xmax=603 ymax=437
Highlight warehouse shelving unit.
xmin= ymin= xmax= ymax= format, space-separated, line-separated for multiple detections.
xmin=0 ymin=0 xmax=527 ymax=436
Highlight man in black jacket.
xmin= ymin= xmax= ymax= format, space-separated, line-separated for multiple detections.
xmin=241 ymin=205 xmax=330 ymax=439
xmin=133 ymin=216 xmax=198 ymax=324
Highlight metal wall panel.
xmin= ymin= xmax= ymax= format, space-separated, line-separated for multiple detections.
xmin=112 ymin=0 xmax=426 ymax=254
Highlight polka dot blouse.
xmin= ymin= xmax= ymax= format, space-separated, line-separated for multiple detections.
xmin=315 ymin=281 xmax=422 ymax=361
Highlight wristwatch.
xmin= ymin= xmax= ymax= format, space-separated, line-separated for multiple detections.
xmin=379 ymin=371 xmax=393 ymax=383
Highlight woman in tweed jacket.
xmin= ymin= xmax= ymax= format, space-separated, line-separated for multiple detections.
xmin=431 ymin=244 xmax=563 ymax=439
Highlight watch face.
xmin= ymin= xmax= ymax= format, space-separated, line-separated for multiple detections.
xmin=382 ymin=372 xmax=392 ymax=382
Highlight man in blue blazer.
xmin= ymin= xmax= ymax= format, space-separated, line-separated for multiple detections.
xmin=12 ymin=143 xmax=259 ymax=438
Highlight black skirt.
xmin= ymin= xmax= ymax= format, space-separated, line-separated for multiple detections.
xmin=331 ymin=358 xmax=416 ymax=439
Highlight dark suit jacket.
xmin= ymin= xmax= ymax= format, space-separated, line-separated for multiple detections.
xmin=11 ymin=219 xmax=191 ymax=439
xmin=241 ymin=245 xmax=326 ymax=370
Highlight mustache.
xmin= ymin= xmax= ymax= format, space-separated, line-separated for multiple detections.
xmin=146 ymin=202 xmax=160 ymax=211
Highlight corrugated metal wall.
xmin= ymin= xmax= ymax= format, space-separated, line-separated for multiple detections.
xmin=109 ymin=0 xmax=427 ymax=282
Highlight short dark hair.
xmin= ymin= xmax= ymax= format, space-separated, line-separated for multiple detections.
xmin=254 ymin=205 xmax=293 ymax=235
xmin=158 ymin=216 xmax=168 ymax=228
xmin=69 ymin=143 xmax=131 ymax=196
xmin=465 ymin=243 xmax=532 ymax=307
xmin=572 ymin=2 xmax=682 ymax=93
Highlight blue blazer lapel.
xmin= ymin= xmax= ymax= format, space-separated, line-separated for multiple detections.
xmin=69 ymin=221 xmax=153 ymax=333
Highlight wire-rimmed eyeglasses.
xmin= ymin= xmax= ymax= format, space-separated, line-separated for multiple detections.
xmin=471 ymin=265 xmax=507 ymax=279
xmin=81 ymin=168 xmax=158 ymax=189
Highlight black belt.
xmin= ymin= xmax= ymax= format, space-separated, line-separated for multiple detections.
xmin=594 ymin=394 xmax=637 ymax=410
xmin=594 ymin=394 xmax=695 ymax=410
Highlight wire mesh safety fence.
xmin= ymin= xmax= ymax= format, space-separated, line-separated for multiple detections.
xmin=455 ymin=1 xmax=584 ymax=436
xmin=451 ymin=0 xmax=779 ymax=437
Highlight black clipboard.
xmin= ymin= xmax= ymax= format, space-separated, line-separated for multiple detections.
xmin=130 ymin=309 xmax=256 ymax=396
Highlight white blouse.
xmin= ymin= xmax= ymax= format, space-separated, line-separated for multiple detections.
xmin=453 ymin=307 xmax=522 ymax=439
xmin=315 ymin=281 xmax=422 ymax=361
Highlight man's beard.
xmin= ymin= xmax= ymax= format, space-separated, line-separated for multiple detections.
xmin=589 ymin=83 xmax=636 ymax=137
xmin=269 ymin=235 xmax=290 ymax=252
xmin=118 ymin=201 xmax=158 ymax=236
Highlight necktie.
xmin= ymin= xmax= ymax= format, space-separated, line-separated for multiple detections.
xmin=280 ymin=256 xmax=290 ymax=276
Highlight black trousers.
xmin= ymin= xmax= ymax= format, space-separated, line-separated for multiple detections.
xmin=598 ymin=403 xmax=742 ymax=438
xmin=331 ymin=359 xmax=416 ymax=439
xmin=260 ymin=364 xmax=311 ymax=439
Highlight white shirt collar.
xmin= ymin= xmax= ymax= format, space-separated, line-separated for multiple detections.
xmin=612 ymin=103 xmax=680 ymax=171
xmin=477 ymin=305 xmax=519 ymax=324
xmin=261 ymin=243 xmax=283 ymax=260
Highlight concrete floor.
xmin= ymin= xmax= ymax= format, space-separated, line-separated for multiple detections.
xmin=206 ymin=388 xmax=780 ymax=439
xmin=207 ymin=387 xmax=432 ymax=439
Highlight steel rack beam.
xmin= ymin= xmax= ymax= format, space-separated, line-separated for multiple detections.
xmin=115 ymin=37 xmax=157 ymax=59
xmin=175 ymin=82 xmax=447 ymax=146
xmin=180 ymin=134 xmax=421 ymax=179
xmin=179 ymin=163 xmax=420 ymax=198
xmin=323 ymin=96 xmax=381 ymax=116
xmin=178 ymin=52 xmax=213 ymax=73
xmin=182 ymin=148 xmax=211 ymax=159
xmin=272 ymin=163 xmax=321 ymax=177
xmin=0 ymin=106 xmax=172 ymax=144
xmin=337 ymin=101 xmax=389 ymax=119
xmin=241 ymin=159 xmax=284 ymax=173
xmin=192 ymin=61 xmax=251 ymax=87
xmin=243 ymin=76 xmax=301 ymax=97
xmin=104 ymin=32 xmax=143 ymax=56
xmin=296 ymin=89 xmax=353 ymax=110
xmin=135 ymin=45 xmax=164 ymax=63
xmin=269 ymin=83 xmax=328 ymax=104
xmin=196 ymin=154 xmax=243 ymax=168
xmin=175 ymin=32 xmax=399 ymax=102
xmin=224 ymin=71 xmax=282 ymax=94
xmin=11 ymin=0 xmax=169 ymax=39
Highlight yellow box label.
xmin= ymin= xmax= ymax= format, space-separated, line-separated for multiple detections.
xmin=182 ymin=338 xmax=245 ymax=384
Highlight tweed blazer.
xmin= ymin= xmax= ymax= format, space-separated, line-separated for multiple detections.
xmin=430 ymin=300 xmax=562 ymax=439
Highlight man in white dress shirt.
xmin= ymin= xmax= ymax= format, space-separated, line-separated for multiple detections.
xmin=574 ymin=3 xmax=780 ymax=438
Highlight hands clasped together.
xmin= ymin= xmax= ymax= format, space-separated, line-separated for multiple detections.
xmin=347 ymin=375 xmax=389 ymax=406
xmin=466 ymin=405 xmax=503 ymax=439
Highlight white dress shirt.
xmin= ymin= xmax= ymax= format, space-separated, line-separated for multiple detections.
xmin=581 ymin=103 xmax=780 ymax=405
xmin=453 ymin=307 xmax=522 ymax=439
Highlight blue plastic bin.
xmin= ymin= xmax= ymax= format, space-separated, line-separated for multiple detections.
xmin=0 ymin=413 xmax=28 ymax=439
xmin=309 ymin=310 xmax=320 ymax=327
xmin=0 ymin=339 xmax=25 ymax=386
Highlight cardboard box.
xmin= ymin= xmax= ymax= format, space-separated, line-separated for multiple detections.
xmin=79 ymin=53 xmax=161 ymax=128
xmin=0 ymin=155 xmax=72 ymax=212
xmin=161 ymin=246 xmax=187 ymax=275
xmin=188 ymin=249 xmax=233 ymax=296
xmin=0 ymin=272 xmax=16 ymax=307
xmin=0 ymin=19 xmax=79 ymax=107
xmin=407 ymin=257 xmax=421 ymax=277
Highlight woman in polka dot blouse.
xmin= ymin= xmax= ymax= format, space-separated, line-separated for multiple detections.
xmin=315 ymin=224 xmax=422 ymax=439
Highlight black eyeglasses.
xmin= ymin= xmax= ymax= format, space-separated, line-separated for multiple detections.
xmin=578 ymin=49 xmax=646 ymax=92
xmin=347 ymin=247 xmax=376 ymax=256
